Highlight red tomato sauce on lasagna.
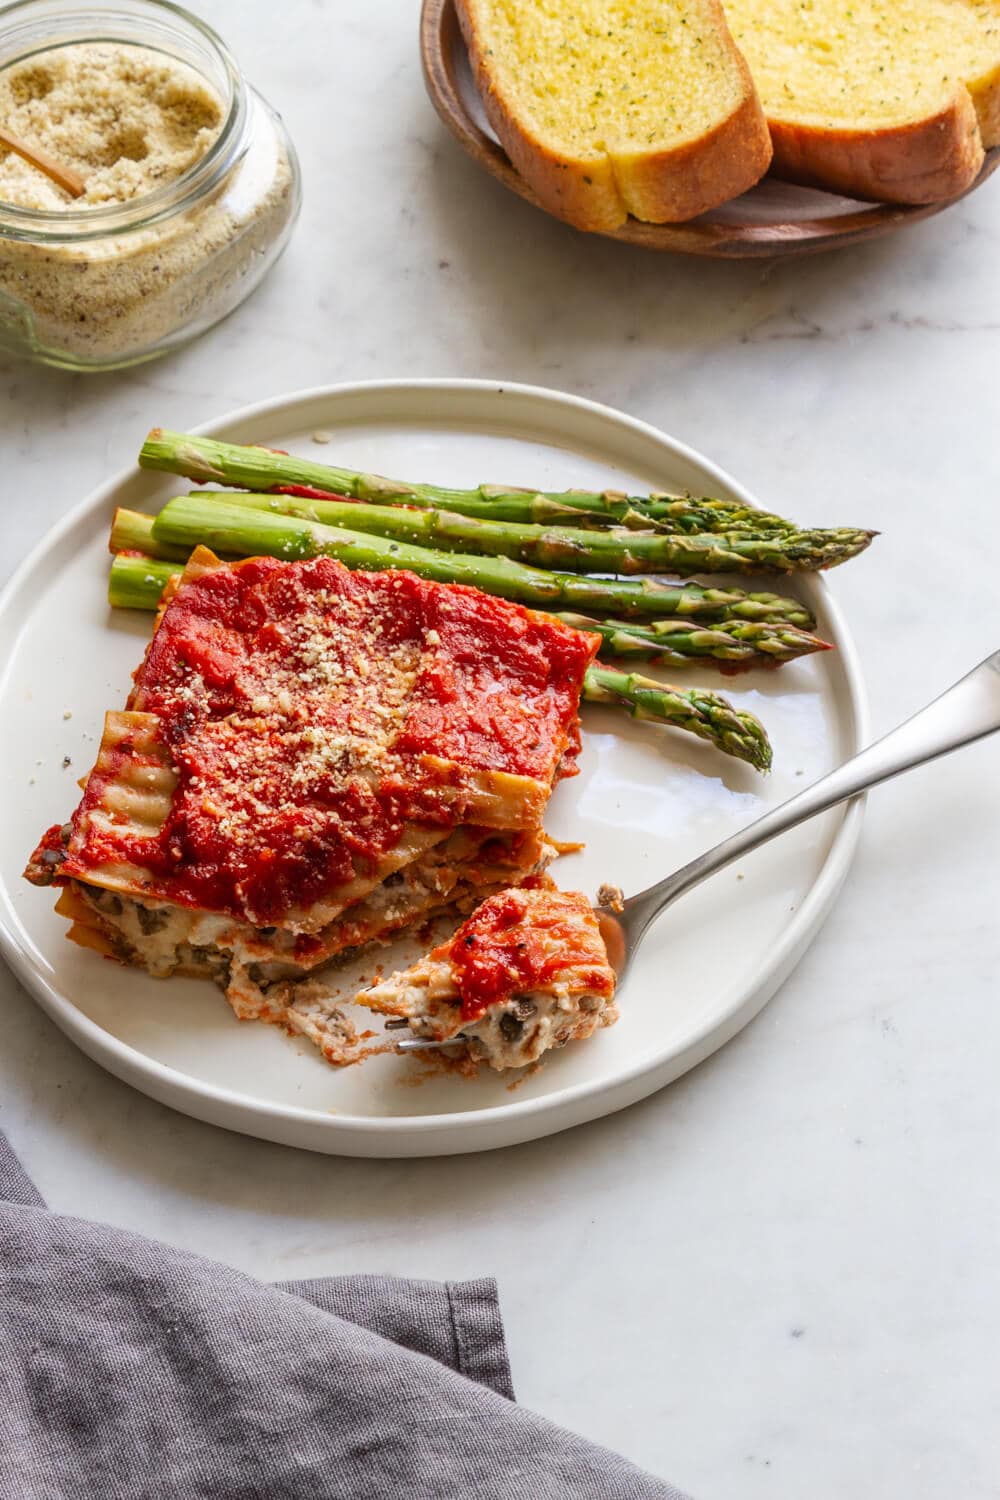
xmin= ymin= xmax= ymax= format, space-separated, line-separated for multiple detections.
xmin=442 ymin=888 xmax=614 ymax=1021
xmin=59 ymin=556 xmax=598 ymax=925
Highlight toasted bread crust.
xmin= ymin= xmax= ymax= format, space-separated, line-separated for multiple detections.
xmin=455 ymin=0 xmax=772 ymax=230
xmin=965 ymin=59 xmax=1000 ymax=148
xmin=767 ymin=88 xmax=985 ymax=204
xmin=614 ymin=80 xmax=772 ymax=223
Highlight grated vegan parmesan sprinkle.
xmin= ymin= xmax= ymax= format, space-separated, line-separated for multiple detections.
xmin=0 ymin=43 xmax=223 ymax=210
xmin=0 ymin=41 xmax=295 ymax=363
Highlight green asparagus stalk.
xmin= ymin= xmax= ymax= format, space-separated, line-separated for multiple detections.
xmin=584 ymin=668 xmax=772 ymax=772
xmin=138 ymin=428 xmax=797 ymax=535
xmin=195 ymin=489 xmax=872 ymax=577
xmin=106 ymin=544 xmax=822 ymax=668
xmin=109 ymin=507 xmax=190 ymax=561
xmin=557 ymin=613 xmax=830 ymax=669
xmin=148 ymin=495 xmax=819 ymax=626
xmin=633 ymin=497 xmax=794 ymax=534
xmin=108 ymin=524 xmax=822 ymax=665
xmin=108 ymin=553 xmax=179 ymax=610
xmin=108 ymin=552 xmax=772 ymax=771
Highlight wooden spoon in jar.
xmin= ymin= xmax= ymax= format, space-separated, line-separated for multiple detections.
xmin=0 ymin=125 xmax=86 ymax=198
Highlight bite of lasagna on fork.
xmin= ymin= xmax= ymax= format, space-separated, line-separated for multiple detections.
xmin=356 ymin=885 xmax=619 ymax=1071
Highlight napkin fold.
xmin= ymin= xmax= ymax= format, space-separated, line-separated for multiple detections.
xmin=0 ymin=1130 xmax=687 ymax=1499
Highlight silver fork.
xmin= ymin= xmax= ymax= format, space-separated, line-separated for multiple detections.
xmin=396 ymin=650 xmax=1000 ymax=1051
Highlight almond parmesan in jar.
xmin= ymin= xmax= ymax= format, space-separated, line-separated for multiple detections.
xmin=0 ymin=0 xmax=301 ymax=369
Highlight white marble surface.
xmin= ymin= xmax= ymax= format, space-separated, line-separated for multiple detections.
xmin=2 ymin=3 xmax=999 ymax=1496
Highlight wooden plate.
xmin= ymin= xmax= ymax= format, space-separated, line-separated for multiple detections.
xmin=421 ymin=0 xmax=1000 ymax=259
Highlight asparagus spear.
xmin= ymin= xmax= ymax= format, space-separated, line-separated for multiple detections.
xmin=105 ymin=539 xmax=822 ymax=668
xmin=631 ymin=496 xmax=794 ymax=534
xmin=149 ymin=495 xmax=818 ymax=626
xmin=108 ymin=554 xmax=179 ymax=610
xmin=196 ymin=489 xmax=873 ymax=576
xmin=108 ymin=552 xmax=772 ymax=771
xmin=584 ymin=668 xmax=772 ymax=772
xmin=109 ymin=507 xmax=190 ymax=561
xmin=138 ymin=428 xmax=797 ymax=534
xmin=557 ymin=613 xmax=830 ymax=669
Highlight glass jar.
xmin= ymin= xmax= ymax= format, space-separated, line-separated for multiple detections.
xmin=0 ymin=0 xmax=301 ymax=370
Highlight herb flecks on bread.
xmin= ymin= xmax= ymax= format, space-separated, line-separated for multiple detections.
xmin=455 ymin=0 xmax=772 ymax=229
xmin=726 ymin=0 xmax=1000 ymax=202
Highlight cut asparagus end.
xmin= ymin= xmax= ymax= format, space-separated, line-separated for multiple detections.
xmin=109 ymin=508 xmax=190 ymax=562
xmin=109 ymin=554 xmax=180 ymax=610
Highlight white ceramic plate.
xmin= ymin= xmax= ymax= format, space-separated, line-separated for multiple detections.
xmin=0 ymin=380 xmax=866 ymax=1157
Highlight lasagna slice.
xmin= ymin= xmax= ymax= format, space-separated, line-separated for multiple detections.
xmin=26 ymin=549 xmax=599 ymax=1059
xmin=356 ymin=886 xmax=619 ymax=1071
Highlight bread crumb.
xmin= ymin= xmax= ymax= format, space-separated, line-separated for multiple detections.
xmin=311 ymin=431 xmax=333 ymax=445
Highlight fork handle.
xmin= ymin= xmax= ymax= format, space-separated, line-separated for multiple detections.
xmin=624 ymin=650 xmax=1000 ymax=938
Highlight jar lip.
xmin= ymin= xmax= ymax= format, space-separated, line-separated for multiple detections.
xmin=0 ymin=0 xmax=248 ymax=241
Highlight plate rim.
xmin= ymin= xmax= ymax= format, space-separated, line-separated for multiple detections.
xmin=420 ymin=0 xmax=1000 ymax=259
xmin=0 ymin=377 xmax=869 ymax=1154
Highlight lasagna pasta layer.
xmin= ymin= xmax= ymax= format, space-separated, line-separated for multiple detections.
xmin=46 ymin=548 xmax=596 ymax=927
xmin=26 ymin=550 xmax=599 ymax=1059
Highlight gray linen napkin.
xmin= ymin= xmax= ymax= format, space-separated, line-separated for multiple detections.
xmin=0 ymin=1130 xmax=687 ymax=1499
